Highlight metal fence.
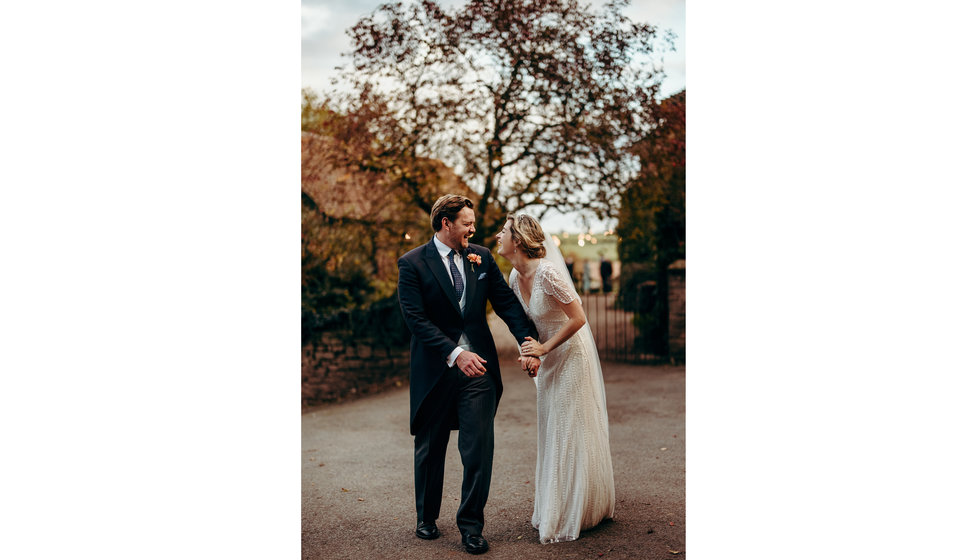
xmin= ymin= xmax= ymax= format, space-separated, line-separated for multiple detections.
xmin=580 ymin=288 xmax=661 ymax=364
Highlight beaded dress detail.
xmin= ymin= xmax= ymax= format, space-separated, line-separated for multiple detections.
xmin=510 ymin=260 xmax=615 ymax=543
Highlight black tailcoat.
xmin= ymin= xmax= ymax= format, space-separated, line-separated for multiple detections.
xmin=397 ymin=240 xmax=536 ymax=435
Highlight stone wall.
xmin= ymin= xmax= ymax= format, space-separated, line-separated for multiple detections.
xmin=667 ymin=261 xmax=686 ymax=360
xmin=302 ymin=330 xmax=410 ymax=408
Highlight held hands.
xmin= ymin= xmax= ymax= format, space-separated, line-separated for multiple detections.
xmin=520 ymin=337 xmax=546 ymax=357
xmin=519 ymin=356 xmax=541 ymax=377
xmin=456 ymin=350 xmax=488 ymax=377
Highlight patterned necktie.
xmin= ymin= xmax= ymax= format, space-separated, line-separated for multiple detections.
xmin=447 ymin=250 xmax=464 ymax=301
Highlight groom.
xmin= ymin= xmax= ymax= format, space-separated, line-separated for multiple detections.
xmin=397 ymin=194 xmax=540 ymax=555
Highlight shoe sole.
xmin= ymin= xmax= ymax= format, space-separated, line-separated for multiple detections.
xmin=415 ymin=530 xmax=440 ymax=540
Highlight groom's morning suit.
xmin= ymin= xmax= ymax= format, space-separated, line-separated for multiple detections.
xmin=398 ymin=238 xmax=537 ymax=538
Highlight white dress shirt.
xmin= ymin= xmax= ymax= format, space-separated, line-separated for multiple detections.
xmin=432 ymin=235 xmax=472 ymax=367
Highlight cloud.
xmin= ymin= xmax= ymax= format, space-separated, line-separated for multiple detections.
xmin=623 ymin=0 xmax=685 ymax=26
xmin=301 ymin=4 xmax=332 ymax=40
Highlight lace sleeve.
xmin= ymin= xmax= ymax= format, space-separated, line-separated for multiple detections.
xmin=539 ymin=261 xmax=579 ymax=304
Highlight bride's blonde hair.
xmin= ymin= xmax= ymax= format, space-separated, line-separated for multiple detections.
xmin=506 ymin=213 xmax=547 ymax=259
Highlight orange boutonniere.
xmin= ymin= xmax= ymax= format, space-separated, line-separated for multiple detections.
xmin=467 ymin=253 xmax=481 ymax=271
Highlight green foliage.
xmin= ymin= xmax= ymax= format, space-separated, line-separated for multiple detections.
xmin=616 ymin=91 xmax=685 ymax=354
xmin=618 ymin=91 xmax=685 ymax=267
xmin=301 ymin=91 xmax=460 ymax=337
xmin=302 ymin=192 xmax=382 ymax=312
xmin=302 ymin=292 xmax=411 ymax=346
xmin=301 ymin=188 xmax=417 ymax=343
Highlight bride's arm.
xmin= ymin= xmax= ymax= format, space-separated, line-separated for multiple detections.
xmin=520 ymin=297 xmax=587 ymax=357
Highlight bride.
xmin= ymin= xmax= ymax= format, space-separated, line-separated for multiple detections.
xmin=494 ymin=213 xmax=615 ymax=544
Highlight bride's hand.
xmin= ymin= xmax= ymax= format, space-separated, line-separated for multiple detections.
xmin=521 ymin=337 xmax=545 ymax=357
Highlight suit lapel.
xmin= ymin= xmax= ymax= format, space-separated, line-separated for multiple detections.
xmin=463 ymin=249 xmax=479 ymax=317
xmin=423 ymin=241 xmax=463 ymax=316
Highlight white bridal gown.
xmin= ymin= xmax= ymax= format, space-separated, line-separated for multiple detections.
xmin=510 ymin=260 xmax=616 ymax=543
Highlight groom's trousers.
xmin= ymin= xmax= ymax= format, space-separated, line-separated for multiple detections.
xmin=414 ymin=364 xmax=497 ymax=537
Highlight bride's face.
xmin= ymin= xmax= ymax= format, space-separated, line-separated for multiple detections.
xmin=495 ymin=220 xmax=517 ymax=258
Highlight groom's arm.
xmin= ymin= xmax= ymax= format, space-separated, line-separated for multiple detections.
xmin=397 ymin=256 xmax=458 ymax=361
xmin=485 ymin=254 xmax=538 ymax=344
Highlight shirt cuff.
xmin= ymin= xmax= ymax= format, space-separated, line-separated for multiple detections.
xmin=447 ymin=346 xmax=464 ymax=367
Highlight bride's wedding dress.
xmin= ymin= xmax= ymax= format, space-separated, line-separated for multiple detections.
xmin=510 ymin=260 xmax=615 ymax=543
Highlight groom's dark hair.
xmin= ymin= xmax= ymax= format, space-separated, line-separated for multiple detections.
xmin=430 ymin=194 xmax=474 ymax=232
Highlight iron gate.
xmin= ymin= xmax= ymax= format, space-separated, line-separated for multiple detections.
xmin=580 ymin=288 xmax=661 ymax=364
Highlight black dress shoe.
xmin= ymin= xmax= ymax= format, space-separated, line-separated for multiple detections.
xmin=462 ymin=534 xmax=489 ymax=554
xmin=415 ymin=521 xmax=440 ymax=540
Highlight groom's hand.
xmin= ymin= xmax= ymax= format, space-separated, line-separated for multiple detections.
xmin=457 ymin=351 xmax=488 ymax=377
xmin=519 ymin=356 xmax=541 ymax=377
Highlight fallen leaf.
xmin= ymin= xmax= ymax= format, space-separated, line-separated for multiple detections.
xmin=516 ymin=536 xmax=522 ymax=540
xmin=660 ymin=447 xmax=667 ymax=451
xmin=318 ymin=463 xmax=325 ymax=467
xmin=669 ymin=521 xmax=674 ymax=526
xmin=341 ymin=488 xmax=349 ymax=492
xmin=669 ymin=550 xmax=683 ymax=555
xmin=357 ymin=498 xmax=364 ymax=502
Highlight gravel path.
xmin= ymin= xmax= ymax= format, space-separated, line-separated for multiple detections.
xmin=302 ymin=358 xmax=685 ymax=559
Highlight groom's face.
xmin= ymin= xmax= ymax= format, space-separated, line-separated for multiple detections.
xmin=444 ymin=207 xmax=476 ymax=251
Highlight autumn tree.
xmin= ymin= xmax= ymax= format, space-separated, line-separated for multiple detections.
xmin=330 ymin=0 xmax=675 ymax=246
xmin=617 ymin=89 xmax=685 ymax=354
xmin=301 ymin=90 xmax=474 ymax=337
xmin=302 ymin=91 xmax=407 ymax=321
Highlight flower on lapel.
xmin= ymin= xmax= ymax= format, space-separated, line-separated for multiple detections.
xmin=467 ymin=253 xmax=481 ymax=271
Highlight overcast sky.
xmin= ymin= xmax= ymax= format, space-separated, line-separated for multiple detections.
xmin=302 ymin=0 xmax=685 ymax=97
xmin=301 ymin=0 xmax=686 ymax=232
